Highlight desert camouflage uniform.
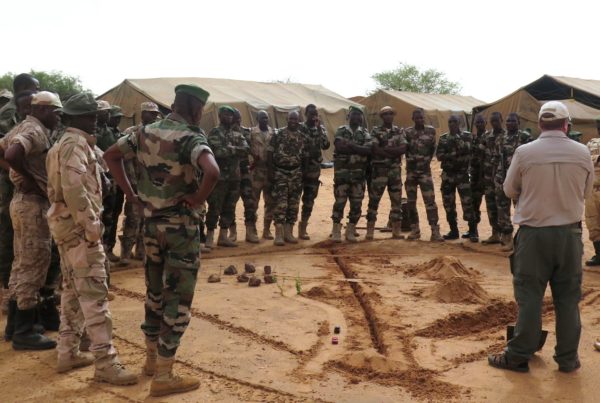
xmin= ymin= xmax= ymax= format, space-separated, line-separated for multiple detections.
xmin=206 ymin=124 xmax=248 ymax=230
xmin=366 ymin=125 xmax=406 ymax=223
xmin=233 ymin=125 xmax=255 ymax=224
xmin=436 ymin=130 xmax=474 ymax=225
xmin=119 ymin=124 xmax=144 ymax=256
xmin=299 ymin=122 xmax=329 ymax=222
xmin=117 ymin=112 xmax=212 ymax=357
xmin=585 ymin=138 xmax=600 ymax=241
xmin=494 ymin=130 xmax=532 ymax=235
xmin=0 ymin=100 xmax=17 ymax=289
xmin=331 ymin=125 xmax=374 ymax=224
xmin=469 ymin=131 xmax=485 ymax=224
xmin=269 ymin=127 xmax=306 ymax=224
xmin=47 ymin=126 xmax=117 ymax=361
xmin=249 ymin=125 xmax=275 ymax=223
xmin=404 ymin=125 xmax=439 ymax=226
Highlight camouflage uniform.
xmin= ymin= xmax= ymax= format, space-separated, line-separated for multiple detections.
xmin=585 ymin=138 xmax=600 ymax=241
xmin=116 ymin=112 xmax=212 ymax=358
xmin=0 ymin=99 xmax=17 ymax=290
xmin=404 ymin=125 xmax=439 ymax=226
xmin=478 ymin=129 xmax=502 ymax=233
xmin=436 ymin=130 xmax=474 ymax=226
xmin=269 ymin=127 xmax=305 ymax=224
xmin=331 ymin=125 xmax=373 ymax=224
xmin=299 ymin=122 xmax=329 ymax=222
xmin=233 ymin=125 xmax=255 ymax=224
xmin=249 ymin=125 xmax=275 ymax=226
xmin=469 ymin=131 xmax=485 ymax=225
xmin=366 ymin=125 xmax=406 ymax=223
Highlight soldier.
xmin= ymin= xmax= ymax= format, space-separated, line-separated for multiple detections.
xmin=494 ymin=112 xmax=532 ymax=251
xmin=118 ymin=102 xmax=161 ymax=265
xmin=479 ymin=112 xmax=504 ymax=244
xmin=249 ymin=110 xmax=275 ymax=239
xmin=106 ymin=105 xmax=125 ymax=261
xmin=105 ymin=84 xmax=219 ymax=396
xmin=404 ymin=108 xmax=444 ymax=241
xmin=567 ymin=122 xmax=583 ymax=143
xmin=0 ymin=73 xmax=39 ymax=134
xmin=331 ymin=106 xmax=373 ymax=242
xmin=366 ymin=106 xmax=406 ymax=240
xmin=585 ymin=117 xmax=600 ymax=266
xmin=205 ymin=105 xmax=249 ymax=249
xmin=436 ymin=115 xmax=476 ymax=241
xmin=0 ymin=91 xmax=60 ymax=350
xmin=0 ymin=89 xmax=12 ymax=110
xmin=47 ymin=92 xmax=137 ymax=383
xmin=299 ymin=104 xmax=330 ymax=240
xmin=268 ymin=111 xmax=306 ymax=245
xmin=464 ymin=113 xmax=487 ymax=241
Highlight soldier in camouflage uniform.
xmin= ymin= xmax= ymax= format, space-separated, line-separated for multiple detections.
xmin=106 ymin=84 xmax=219 ymax=396
xmin=331 ymin=106 xmax=374 ymax=242
xmin=267 ymin=111 xmax=306 ymax=245
xmin=298 ymin=104 xmax=330 ymax=240
xmin=479 ymin=112 xmax=504 ymax=244
xmin=366 ymin=106 xmax=406 ymax=240
xmin=249 ymin=110 xmax=275 ymax=239
xmin=585 ymin=118 xmax=600 ymax=266
xmin=494 ymin=112 xmax=532 ymax=251
xmin=436 ymin=115 xmax=476 ymax=241
xmin=404 ymin=108 xmax=443 ymax=241
xmin=567 ymin=122 xmax=583 ymax=143
xmin=106 ymin=106 xmax=125 ymax=260
xmin=464 ymin=114 xmax=487 ymax=241
xmin=205 ymin=105 xmax=249 ymax=250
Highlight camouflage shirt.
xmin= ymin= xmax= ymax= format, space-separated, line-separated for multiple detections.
xmin=436 ymin=130 xmax=472 ymax=173
xmin=116 ymin=112 xmax=213 ymax=219
xmin=494 ymin=129 xmax=532 ymax=183
xmin=300 ymin=122 xmax=330 ymax=168
xmin=405 ymin=125 xmax=437 ymax=173
xmin=207 ymin=124 xmax=249 ymax=181
xmin=478 ymin=129 xmax=504 ymax=182
xmin=233 ymin=125 xmax=251 ymax=174
xmin=95 ymin=124 xmax=119 ymax=152
xmin=370 ymin=125 xmax=407 ymax=167
xmin=586 ymin=138 xmax=600 ymax=188
xmin=469 ymin=131 xmax=486 ymax=183
xmin=0 ymin=99 xmax=18 ymax=135
xmin=122 ymin=124 xmax=142 ymax=186
xmin=268 ymin=127 xmax=306 ymax=169
xmin=333 ymin=125 xmax=374 ymax=180
xmin=249 ymin=125 xmax=274 ymax=169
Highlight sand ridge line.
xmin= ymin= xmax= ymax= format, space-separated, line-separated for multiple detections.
xmin=448 ymin=340 xmax=507 ymax=367
xmin=201 ymin=243 xmax=329 ymax=260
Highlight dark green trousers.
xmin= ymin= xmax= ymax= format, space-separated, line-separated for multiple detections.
xmin=506 ymin=224 xmax=582 ymax=367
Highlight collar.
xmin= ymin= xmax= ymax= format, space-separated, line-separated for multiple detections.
xmin=24 ymin=115 xmax=50 ymax=136
xmin=66 ymin=126 xmax=95 ymax=146
xmin=539 ymin=130 xmax=568 ymax=139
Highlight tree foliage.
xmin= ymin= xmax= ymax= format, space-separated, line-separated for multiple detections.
xmin=371 ymin=62 xmax=461 ymax=95
xmin=0 ymin=69 xmax=89 ymax=100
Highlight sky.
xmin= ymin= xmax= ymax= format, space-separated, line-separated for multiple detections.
xmin=1 ymin=0 xmax=598 ymax=103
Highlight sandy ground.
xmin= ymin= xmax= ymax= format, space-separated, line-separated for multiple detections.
xmin=2 ymin=161 xmax=600 ymax=402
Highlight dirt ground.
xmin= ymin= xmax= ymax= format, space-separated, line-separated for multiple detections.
xmin=2 ymin=162 xmax=600 ymax=402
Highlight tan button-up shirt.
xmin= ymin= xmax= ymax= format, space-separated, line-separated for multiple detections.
xmin=503 ymin=130 xmax=594 ymax=227
xmin=249 ymin=125 xmax=274 ymax=169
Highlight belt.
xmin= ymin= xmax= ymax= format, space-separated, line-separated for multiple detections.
xmin=274 ymin=165 xmax=300 ymax=172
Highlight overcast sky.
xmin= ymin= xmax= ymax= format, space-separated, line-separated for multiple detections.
xmin=1 ymin=0 xmax=597 ymax=103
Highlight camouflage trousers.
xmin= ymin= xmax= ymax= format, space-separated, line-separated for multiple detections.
xmin=495 ymin=181 xmax=513 ymax=235
xmin=102 ymin=186 xmax=124 ymax=251
xmin=251 ymin=167 xmax=274 ymax=223
xmin=440 ymin=171 xmax=474 ymax=224
xmin=331 ymin=176 xmax=366 ymax=224
xmin=0 ymin=170 xmax=13 ymax=288
xmin=206 ymin=179 xmax=240 ymax=230
xmin=367 ymin=164 xmax=402 ymax=223
xmin=54 ymin=233 xmax=116 ymax=360
xmin=121 ymin=198 xmax=144 ymax=253
xmin=471 ymin=179 xmax=484 ymax=224
xmin=233 ymin=170 xmax=256 ymax=224
xmin=585 ymin=191 xmax=600 ymax=241
xmin=300 ymin=165 xmax=322 ymax=222
xmin=8 ymin=193 xmax=51 ymax=310
xmin=405 ymin=169 xmax=439 ymax=226
xmin=483 ymin=179 xmax=499 ymax=232
xmin=142 ymin=216 xmax=200 ymax=358
xmin=272 ymin=167 xmax=303 ymax=225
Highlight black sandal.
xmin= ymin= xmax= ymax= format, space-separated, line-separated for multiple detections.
xmin=488 ymin=353 xmax=529 ymax=373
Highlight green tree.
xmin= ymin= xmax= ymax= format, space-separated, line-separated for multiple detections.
xmin=0 ymin=70 xmax=89 ymax=99
xmin=371 ymin=62 xmax=461 ymax=95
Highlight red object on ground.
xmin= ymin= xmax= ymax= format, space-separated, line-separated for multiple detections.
xmin=332 ymin=336 xmax=339 ymax=345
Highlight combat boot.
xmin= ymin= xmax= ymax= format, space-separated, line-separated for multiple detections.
xmin=585 ymin=241 xmax=600 ymax=266
xmin=245 ymin=223 xmax=260 ymax=244
xmin=150 ymin=355 xmax=200 ymax=397
xmin=229 ymin=223 xmax=237 ymax=242
xmin=482 ymin=229 xmax=502 ymax=244
xmin=118 ymin=237 xmax=134 ymax=266
xmin=284 ymin=223 xmax=298 ymax=244
xmin=38 ymin=289 xmax=60 ymax=331
xmin=262 ymin=219 xmax=274 ymax=240
xmin=79 ymin=331 xmax=91 ymax=352
xmin=392 ymin=221 xmax=405 ymax=239
xmin=105 ymin=248 xmax=120 ymax=263
xmin=57 ymin=351 xmax=95 ymax=373
xmin=205 ymin=230 xmax=215 ymax=249
xmin=430 ymin=225 xmax=445 ymax=242
xmin=407 ymin=224 xmax=421 ymax=240
xmin=134 ymin=236 xmax=145 ymax=260
xmin=274 ymin=224 xmax=285 ymax=246
xmin=217 ymin=228 xmax=237 ymax=247
xmin=468 ymin=222 xmax=479 ymax=243
xmin=500 ymin=233 xmax=514 ymax=252
xmin=3 ymin=299 xmax=16 ymax=341
xmin=12 ymin=307 xmax=56 ymax=350
xmin=94 ymin=355 xmax=138 ymax=385
xmin=345 ymin=223 xmax=358 ymax=243
xmin=298 ymin=220 xmax=310 ymax=240
xmin=365 ymin=221 xmax=376 ymax=240
xmin=443 ymin=222 xmax=459 ymax=240
xmin=143 ymin=338 xmax=158 ymax=376
xmin=331 ymin=223 xmax=342 ymax=243
xmin=1 ymin=287 xmax=9 ymax=316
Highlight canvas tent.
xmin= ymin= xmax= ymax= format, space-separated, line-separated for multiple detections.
xmin=358 ymin=90 xmax=485 ymax=136
xmin=98 ymin=77 xmax=364 ymax=161
xmin=473 ymin=75 xmax=600 ymax=143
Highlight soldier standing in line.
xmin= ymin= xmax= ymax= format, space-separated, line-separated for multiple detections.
xmin=365 ymin=106 xmax=406 ymax=240
xmin=105 ymin=84 xmax=219 ymax=395
xmin=298 ymin=104 xmax=330 ymax=240
xmin=464 ymin=113 xmax=487 ymax=241
xmin=0 ymin=89 xmax=12 ymax=110
xmin=494 ymin=112 xmax=532 ymax=251
xmin=249 ymin=110 xmax=275 ymax=239
xmin=480 ymin=112 xmax=505 ymax=244
xmin=331 ymin=106 xmax=374 ymax=243
xmin=584 ymin=117 xmax=600 ymax=266
xmin=205 ymin=105 xmax=249 ymax=250
xmin=404 ymin=108 xmax=444 ymax=242
xmin=436 ymin=115 xmax=476 ymax=241
xmin=106 ymin=105 xmax=125 ymax=259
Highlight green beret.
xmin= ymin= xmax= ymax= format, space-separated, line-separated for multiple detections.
xmin=218 ymin=105 xmax=236 ymax=114
xmin=175 ymin=84 xmax=210 ymax=104
xmin=348 ymin=105 xmax=363 ymax=115
xmin=110 ymin=105 xmax=124 ymax=118
xmin=58 ymin=93 xmax=99 ymax=116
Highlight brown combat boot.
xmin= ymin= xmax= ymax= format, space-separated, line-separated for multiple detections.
xmin=284 ymin=224 xmax=298 ymax=244
xmin=245 ymin=223 xmax=259 ymax=244
xmin=262 ymin=219 xmax=274 ymax=240
xmin=331 ymin=223 xmax=342 ymax=243
xmin=57 ymin=351 xmax=95 ymax=373
xmin=500 ymin=233 xmax=514 ymax=252
xmin=298 ymin=221 xmax=310 ymax=240
xmin=482 ymin=229 xmax=502 ymax=244
xmin=150 ymin=355 xmax=199 ymax=397
xmin=94 ymin=355 xmax=138 ymax=385
xmin=407 ymin=224 xmax=421 ymax=240
xmin=274 ymin=224 xmax=285 ymax=246
xmin=228 ymin=223 xmax=237 ymax=242
xmin=430 ymin=225 xmax=445 ymax=242
xmin=143 ymin=339 xmax=158 ymax=376
xmin=365 ymin=221 xmax=376 ymax=240
xmin=205 ymin=230 xmax=215 ymax=249
xmin=392 ymin=221 xmax=405 ymax=239
xmin=345 ymin=223 xmax=358 ymax=243
xmin=217 ymin=228 xmax=237 ymax=247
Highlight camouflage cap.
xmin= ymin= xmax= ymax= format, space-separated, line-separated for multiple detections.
xmin=348 ymin=105 xmax=363 ymax=115
xmin=175 ymin=84 xmax=210 ymax=104
xmin=141 ymin=101 xmax=160 ymax=113
xmin=379 ymin=106 xmax=395 ymax=116
xmin=59 ymin=93 xmax=99 ymax=116
xmin=0 ymin=89 xmax=13 ymax=99
xmin=218 ymin=105 xmax=236 ymax=114
xmin=110 ymin=105 xmax=124 ymax=118
xmin=97 ymin=100 xmax=111 ymax=110
xmin=31 ymin=91 xmax=62 ymax=108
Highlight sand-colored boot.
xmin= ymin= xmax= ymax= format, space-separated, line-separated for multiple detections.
xmin=245 ymin=223 xmax=260 ymax=244
xmin=392 ymin=221 xmax=405 ymax=239
xmin=365 ymin=221 xmax=376 ymax=240
xmin=217 ymin=228 xmax=237 ymax=247
xmin=143 ymin=339 xmax=158 ymax=376
xmin=430 ymin=225 xmax=444 ymax=242
xmin=262 ymin=219 xmax=274 ymax=240
xmin=482 ymin=229 xmax=502 ymax=244
xmin=284 ymin=224 xmax=298 ymax=244
xmin=500 ymin=233 xmax=514 ymax=252
xmin=205 ymin=230 xmax=215 ymax=249
xmin=229 ymin=223 xmax=237 ymax=242
xmin=331 ymin=223 xmax=342 ymax=243
xmin=57 ymin=351 xmax=94 ymax=373
xmin=274 ymin=224 xmax=285 ymax=246
xmin=298 ymin=221 xmax=310 ymax=240
xmin=345 ymin=223 xmax=358 ymax=243
xmin=118 ymin=237 xmax=134 ymax=267
xmin=150 ymin=355 xmax=200 ymax=397
xmin=94 ymin=355 xmax=138 ymax=385
xmin=407 ymin=224 xmax=421 ymax=240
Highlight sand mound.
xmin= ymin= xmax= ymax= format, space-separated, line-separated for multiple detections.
xmin=304 ymin=286 xmax=337 ymax=299
xmin=423 ymin=276 xmax=489 ymax=304
xmin=342 ymin=350 xmax=408 ymax=373
xmin=406 ymin=256 xmax=480 ymax=280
